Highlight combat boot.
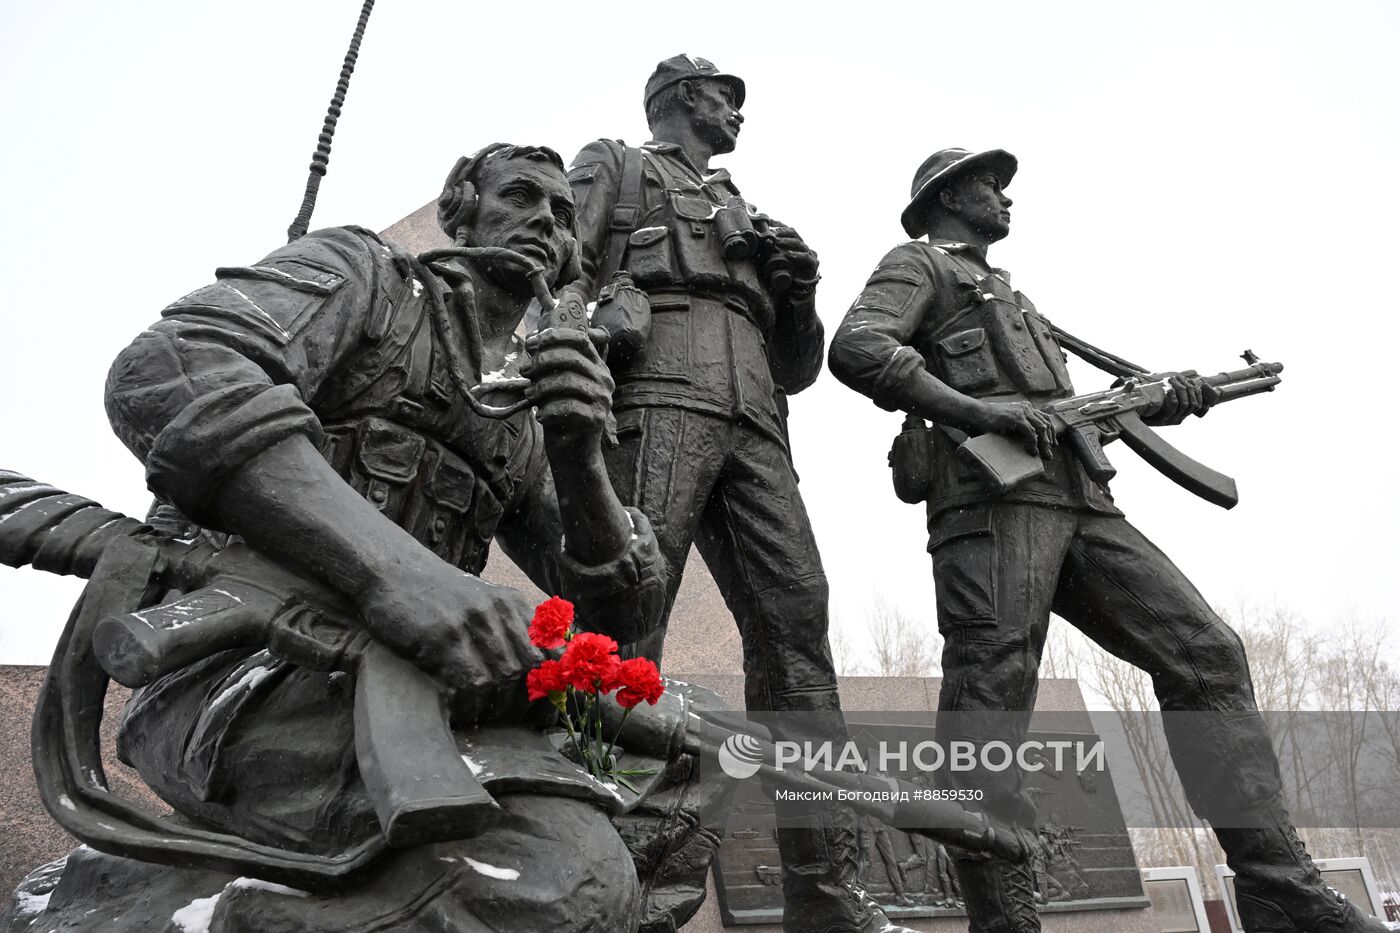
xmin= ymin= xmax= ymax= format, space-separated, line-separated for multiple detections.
xmin=1235 ymin=892 xmax=1389 ymax=933
xmin=776 ymin=817 xmax=918 ymax=933
xmin=950 ymin=858 xmax=1041 ymax=933
xmin=1216 ymin=803 xmax=1389 ymax=933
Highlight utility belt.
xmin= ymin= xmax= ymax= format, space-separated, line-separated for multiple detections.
xmin=887 ymin=408 xmax=1115 ymax=515
xmin=617 ymin=288 xmax=765 ymax=375
xmin=317 ymin=416 xmax=502 ymax=573
xmin=646 ymin=287 xmax=753 ymax=321
xmin=609 ymin=287 xmax=784 ymax=429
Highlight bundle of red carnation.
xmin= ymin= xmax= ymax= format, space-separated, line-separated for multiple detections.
xmin=525 ymin=596 xmax=664 ymax=789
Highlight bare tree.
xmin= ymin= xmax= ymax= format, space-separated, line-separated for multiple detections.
xmin=1040 ymin=621 xmax=1086 ymax=681
xmin=1224 ymin=604 xmax=1327 ymax=820
xmin=866 ymin=594 xmax=941 ymax=678
xmin=839 ymin=594 xmax=1400 ymax=897
xmin=828 ymin=615 xmax=866 ymax=677
xmin=1038 ymin=605 xmax=1399 ymax=899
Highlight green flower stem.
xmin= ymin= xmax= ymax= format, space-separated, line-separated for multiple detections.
xmin=563 ymin=690 xmax=588 ymax=768
xmin=602 ymin=706 xmax=632 ymax=772
xmin=592 ymin=684 xmax=606 ymax=774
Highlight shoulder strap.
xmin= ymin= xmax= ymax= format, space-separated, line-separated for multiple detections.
xmin=933 ymin=240 xmax=1152 ymax=379
xmin=597 ymin=145 xmax=647 ymax=287
xmin=1047 ymin=323 xmax=1151 ymax=379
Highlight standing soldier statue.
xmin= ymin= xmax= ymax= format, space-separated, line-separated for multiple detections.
xmin=562 ymin=55 xmax=910 ymax=933
xmin=827 ymin=147 xmax=1386 ymax=933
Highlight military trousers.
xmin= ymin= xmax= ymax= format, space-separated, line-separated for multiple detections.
xmin=927 ymin=503 xmax=1283 ymax=829
xmin=605 ymin=406 xmax=841 ymax=725
xmin=606 ymin=407 xmax=870 ymax=931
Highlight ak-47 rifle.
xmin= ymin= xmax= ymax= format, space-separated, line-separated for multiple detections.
xmin=955 ymin=351 xmax=1284 ymax=509
xmin=1 ymin=471 xmax=1035 ymax=892
xmin=0 ymin=469 xmax=502 ymax=891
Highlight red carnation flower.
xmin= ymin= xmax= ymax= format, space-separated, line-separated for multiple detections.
xmin=527 ymin=658 xmax=570 ymax=702
xmin=528 ymin=596 xmax=575 ymax=650
xmin=613 ymin=657 xmax=664 ymax=709
xmin=560 ymin=631 xmax=620 ymax=693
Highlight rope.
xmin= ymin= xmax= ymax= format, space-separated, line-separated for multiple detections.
xmin=286 ymin=0 xmax=377 ymax=243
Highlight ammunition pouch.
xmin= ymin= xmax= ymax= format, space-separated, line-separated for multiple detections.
xmin=620 ymin=193 xmax=773 ymax=330
xmin=669 ymin=193 xmax=732 ymax=284
xmin=936 ymin=327 xmax=999 ymax=393
xmin=926 ymin=262 xmax=1072 ymax=399
xmin=318 ymin=416 xmax=500 ymax=573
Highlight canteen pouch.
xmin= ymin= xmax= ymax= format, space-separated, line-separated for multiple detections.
xmin=593 ymin=271 xmax=652 ymax=363
xmin=889 ymin=413 xmax=934 ymax=504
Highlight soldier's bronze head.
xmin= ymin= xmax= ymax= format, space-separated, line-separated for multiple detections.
xmin=902 ymin=148 xmax=1017 ymax=243
xmin=437 ymin=144 xmax=581 ymax=287
xmin=644 ymin=54 xmax=745 ymax=154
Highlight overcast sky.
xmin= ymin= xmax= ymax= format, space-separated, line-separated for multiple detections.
xmin=1 ymin=1 xmax=1396 ymax=667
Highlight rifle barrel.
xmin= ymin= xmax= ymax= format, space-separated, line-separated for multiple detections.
xmin=1204 ymin=361 xmax=1284 ymax=387
xmin=1212 ymin=376 xmax=1282 ymax=404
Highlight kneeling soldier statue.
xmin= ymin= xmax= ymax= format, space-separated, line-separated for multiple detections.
xmin=0 ymin=144 xmax=736 ymax=933
xmin=828 ymin=147 xmax=1385 ymax=933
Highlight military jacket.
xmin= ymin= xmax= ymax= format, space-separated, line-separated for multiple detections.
xmin=105 ymin=225 xmax=664 ymax=636
xmin=566 ymin=139 xmax=823 ymax=440
xmin=829 ymin=239 xmax=1120 ymax=522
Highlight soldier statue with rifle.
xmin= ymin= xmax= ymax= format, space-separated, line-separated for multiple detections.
xmin=0 ymin=143 xmax=694 ymax=932
xmin=0 ymin=141 xmax=1038 ymax=932
xmin=827 ymin=146 xmax=1386 ymax=933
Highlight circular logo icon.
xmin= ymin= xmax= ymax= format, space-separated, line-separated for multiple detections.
xmin=717 ymin=733 xmax=764 ymax=780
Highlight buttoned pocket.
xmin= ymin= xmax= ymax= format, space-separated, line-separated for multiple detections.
xmin=354 ymin=417 xmax=425 ymax=521
xmin=927 ymin=507 xmax=997 ymax=633
xmin=420 ymin=452 xmax=476 ymax=561
xmin=625 ymin=225 xmax=673 ymax=286
xmin=671 ymin=196 xmax=714 ymax=221
xmin=936 ymin=327 xmax=999 ymax=391
xmin=669 ymin=193 xmax=728 ymax=281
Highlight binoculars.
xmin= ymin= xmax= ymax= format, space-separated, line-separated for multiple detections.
xmin=712 ymin=196 xmax=793 ymax=294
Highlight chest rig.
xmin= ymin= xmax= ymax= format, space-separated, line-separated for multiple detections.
xmin=614 ymin=147 xmax=775 ymax=333
xmin=312 ymin=268 xmax=528 ymax=575
xmin=921 ymin=250 xmax=1074 ymax=403
xmin=908 ymin=246 xmax=1119 ymax=517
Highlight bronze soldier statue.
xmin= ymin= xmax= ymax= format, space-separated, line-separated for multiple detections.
xmin=560 ymin=54 xmax=909 ymax=933
xmin=1 ymin=144 xmax=737 ymax=933
xmin=827 ymin=147 xmax=1386 ymax=933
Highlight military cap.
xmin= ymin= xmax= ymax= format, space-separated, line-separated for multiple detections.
xmin=901 ymin=148 xmax=1018 ymax=238
xmin=644 ymin=54 xmax=746 ymax=110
